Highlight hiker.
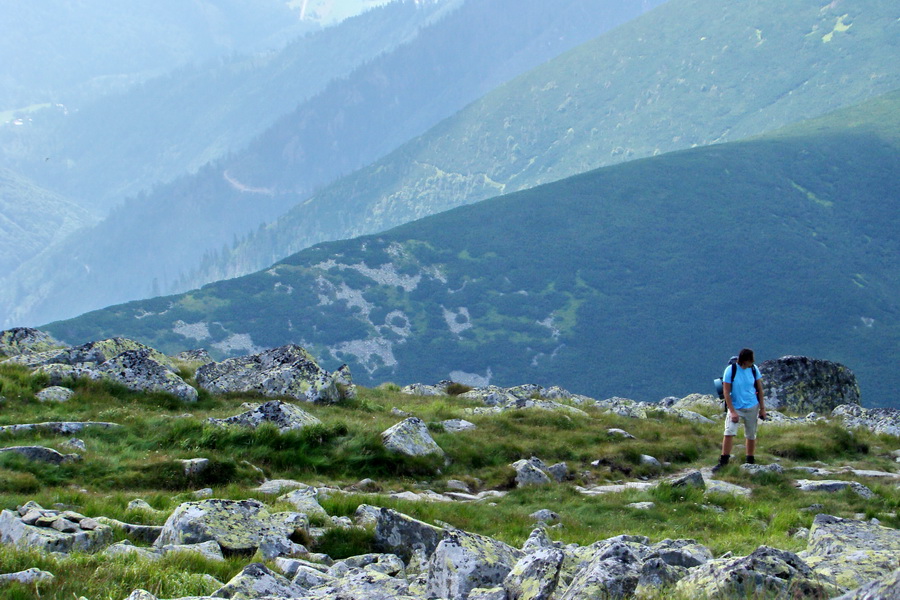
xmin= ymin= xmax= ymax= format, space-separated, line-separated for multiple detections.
xmin=713 ymin=348 xmax=767 ymax=472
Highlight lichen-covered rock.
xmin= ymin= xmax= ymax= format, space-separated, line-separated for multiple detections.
xmin=313 ymin=568 xmax=416 ymax=600
xmin=94 ymin=349 xmax=198 ymax=401
xmin=278 ymin=487 xmax=329 ymax=521
xmin=0 ymin=445 xmax=80 ymax=464
xmin=381 ymin=417 xmax=444 ymax=457
xmin=0 ymin=421 xmax=119 ymax=436
xmin=426 ymin=529 xmax=524 ymax=600
xmin=0 ymin=327 xmax=60 ymax=357
xmin=35 ymin=385 xmax=75 ymax=402
xmin=211 ymin=562 xmax=306 ymax=598
xmin=373 ymin=508 xmax=444 ymax=561
xmin=795 ymin=479 xmax=875 ymax=499
xmin=834 ymin=568 xmax=900 ymax=599
xmin=153 ymin=499 xmax=305 ymax=555
xmin=833 ymin=404 xmax=900 ymax=437
xmin=512 ymin=459 xmax=552 ymax=487
xmin=649 ymin=538 xmax=713 ymax=568
xmin=760 ymin=356 xmax=860 ymax=413
xmin=503 ymin=547 xmax=564 ymax=600
xmin=196 ymin=344 xmax=354 ymax=403
xmin=208 ymin=400 xmax=322 ymax=433
xmin=0 ymin=507 xmax=113 ymax=554
xmin=96 ymin=517 xmax=163 ymax=544
xmin=0 ymin=567 xmax=55 ymax=584
xmin=557 ymin=541 xmax=643 ymax=599
xmin=634 ymin=557 xmax=688 ymax=595
xmin=674 ymin=545 xmax=840 ymax=599
xmin=802 ymin=514 xmax=900 ymax=591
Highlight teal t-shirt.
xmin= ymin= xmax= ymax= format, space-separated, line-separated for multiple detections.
xmin=723 ymin=364 xmax=760 ymax=409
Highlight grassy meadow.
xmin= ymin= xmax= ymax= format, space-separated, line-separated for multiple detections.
xmin=0 ymin=362 xmax=898 ymax=599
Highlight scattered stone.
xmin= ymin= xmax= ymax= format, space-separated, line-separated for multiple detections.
xmin=0 ymin=504 xmax=113 ymax=554
xmin=441 ymin=418 xmax=477 ymax=433
xmin=254 ymin=479 xmax=307 ymax=495
xmin=640 ymin=454 xmax=662 ymax=468
xmin=547 ymin=462 xmax=570 ymax=482
xmin=627 ymin=502 xmax=656 ymax=510
xmin=174 ymin=349 xmax=213 ymax=365
xmin=0 ymin=445 xmax=80 ymax=465
xmin=278 ymin=487 xmax=329 ymax=521
xmin=207 ymin=399 xmax=322 ymax=433
xmin=740 ymin=463 xmax=784 ymax=475
xmin=833 ymin=404 xmax=900 ymax=437
xmin=529 ymin=509 xmax=560 ymax=523
xmin=669 ymin=470 xmax=705 ymax=489
xmin=704 ymin=479 xmax=752 ymax=497
xmin=35 ymin=386 xmax=75 ymax=403
xmin=607 ymin=428 xmax=635 ymax=439
xmin=558 ymin=541 xmax=643 ymax=599
xmin=179 ymin=458 xmax=210 ymax=476
xmin=504 ymin=547 xmax=564 ymax=600
xmin=512 ymin=458 xmax=552 ymax=487
xmin=0 ymin=421 xmax=119 ymax=436
xmin=382 ymin=417 xmax=444 ymax=457
xmin=95 ymin=517 xmax=163 ymax=544
xmin=833 ymin=568 xmax=900 ymax=599
xmin=0 ymin=567 xmax=55 ymax=584
xmin=795 ymin=479 xmax=875 ymax=499
xmin=195 ymin=344 xmax=354 ymax=402
xmin=446 ymin=480 xmax=471 ymax=493
xmin=373 ymin=508 xmax=445 ymax=561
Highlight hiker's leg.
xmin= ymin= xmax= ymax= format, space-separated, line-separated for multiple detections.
xmin=742 ymin=407 xmax=760 ymax=462
xmin=745 ymin=437 xmax=756 ymax=460
xmin=721 ymin=435 xmax=734 ymax=456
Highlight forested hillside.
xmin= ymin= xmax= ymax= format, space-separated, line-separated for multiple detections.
xmin=46 ymin=92 xmax=900 ymax=408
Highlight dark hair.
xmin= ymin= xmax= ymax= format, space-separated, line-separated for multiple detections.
xmin=738 ymin=348 xmax=755 ymax=364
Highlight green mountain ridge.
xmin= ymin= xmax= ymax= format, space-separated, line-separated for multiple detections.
xmin=44 ymin=91 xmax=900 ymax=408
xmin=208 ymin=0 xmax=899 ymax=285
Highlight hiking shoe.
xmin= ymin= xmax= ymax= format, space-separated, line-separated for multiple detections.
xmin=711 ymin=455 xmax=730 ymax=473
xmin=745 ymin=456 xmax=756 ymax=465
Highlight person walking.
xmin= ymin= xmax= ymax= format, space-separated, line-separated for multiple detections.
xmin=713 ymin=348 xmax=767 ymax=472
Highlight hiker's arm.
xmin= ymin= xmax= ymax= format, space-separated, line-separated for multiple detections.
xmin=755 ymin=378 xmax=767 ymax=419
xmin=722 ymin=382 xmax=739 ymax=422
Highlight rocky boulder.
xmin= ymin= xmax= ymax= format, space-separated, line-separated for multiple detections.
xmin=373 ymin=507 xmax=445 ymax=561
xmin=0 ymin=327 xmax=60 ymax=356
xmin=212 ymin=562 xmax=307 ymax=598
xmin=801 ymin=514 xmax=900 ymax=591
xmin=195 ymin=344 xmax=355 ymax=403
xmin=760 ymin=356 xmax=860 ymax=412
xmin=94 ymin=349 xmax=198 ymax=401
xmin=382 ymin=417 xmax=444 ymax=457
xmin=675 ymin=545 xmax=841 ymax=599
xmin=0 ymin=445 xmax=80 ymax=464
xmin=153 ymin=499 xmax=306 ymax=555
xmin=35 ymin=385 xmax=75 ymax=402
xmin=0 ymin=503 xmax=113 ymax=554
xmin=426 ymin=529 xmax=524 ymax=600
xmin=207 ymin=400 xmax=322 ymax=432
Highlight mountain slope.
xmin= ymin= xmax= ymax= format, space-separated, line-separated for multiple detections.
xmin=2 ymin=0 xmax=663 ymax=326
xmin=0 ymin=168 xmax=96 ymax=276
xmin=45 ymin=91 xmax=900 ymax=408
xmin=220 ymin=0 xmax=898 ymax=278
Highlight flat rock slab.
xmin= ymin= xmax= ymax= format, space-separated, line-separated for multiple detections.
xmin=0 ymin=446 xmax=79 ymax=464
xmin=795 ymin=479 xmax=875 ymax=499
xmin=0 ymin=421 xmax=120 ymax=435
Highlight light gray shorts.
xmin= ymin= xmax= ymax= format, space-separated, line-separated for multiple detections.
xmin=724 ymin=406 xmax=760 ymax=440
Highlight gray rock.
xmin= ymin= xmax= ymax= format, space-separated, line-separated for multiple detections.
xmin=254 ymin=479 xmax=307 ymax=495
xmin=512 ymin=459 xmax=552 ymax=487
xmin=278 ymin=487 xmax=329 ymax=521
xmin=558 ymin=541 xmax=643 ymax=599
xmin=381 ymin=417 xmax=444 ymax=457
xmin=529 ymin=509 xmax=560 ymax=523
xmin=833 ymin=404 xmax=900 ymax=437
xmin=103 ymin=540 xmax=162 ymax=561
xmin=426 ymin=529 xmax=524 ymax=600
xmin=635 ymin=558 xmax=688 ymax=595
xmin=0 ymin=445 xmax=79 ymax=464
xmin=650 ymin=538 xmax=713 ymax=568
xmin=180 ymin=458 xmax=210 ymax=476
xmin=0 ymin=421 xmax=119 ymax=436
xmin=313 ymin=568 xmax=414 ymax=600
xmin=760 ymin=356 xmax=860 ymax=413
xmin=504 ymin=547 xmax=564 ymax=600
xmin=795 ymin=479 xmax=875 ymax=499
xmin=196 ymin=344 xmax=354 ymax=403
xmin=95 ymin=517 xmax=163 ymax=544
xmin=94 ymin=349 xmax=198 ymax=402
xmin=35 ymin=386 xmax=75 ymax=403
xmin=441 ymin=418 xmax=477 ymax=433
xmin=373 ymin=508 xmax=445 ymax=561
xmin=547 ymin=462 xmax=569 ymax=482
xmin=639 ymin=454 xmax=662 ymax=468
xmin=522 ymin=527 xmax=557 ymax=552
xmin=704 ymin=479 xmax=752 ymax=497
xmin=161 ymin=540 xmax=226 ymax=562
xmin=0 ymin=508 xmax=113 ymax=554
xmin=607 ymin=428 xmax=635 ymax=439
xmin=174 ymin=349 xmax=214 ymax=365
xmin=208 ymin=400 xmax=322 ymax=433
xmin=741 ymin=463 xmax=784 ymax=475
xmin=0 ymin=567 xmax=55 ymax=584
xmin=468 ymin=587 xmax=506 ymax=600
xmin=153 ymin=499 xmax=305 ymax=555
xmin=0 ymin=328 xmax=60 ymax=356
xmin=675 ymin=545 xmax=840 ymax=599
xmin=626 ymin=502 xmax=655 ymax=510
xmin=834 ymin=568 xmax=900 ymax=599
xmin=211 ymin=562 xmax=306 ymax=598
xmin=802 ymin=514 xmax=900 ymax=591
xmin=669 ymin=470 xmax=705 ymax=489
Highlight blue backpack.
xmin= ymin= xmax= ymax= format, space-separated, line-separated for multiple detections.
xmin=714 ymin=356 xmax=760 ymax=400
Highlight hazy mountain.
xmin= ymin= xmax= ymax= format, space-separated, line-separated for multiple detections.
xmin=2 ymin=0 xmax=663 ymax=326
xmin=2 ymin=0 xmax=456 ymax=211
xmin=0 ymin=0 xmax=315 ymax=110
xmin=0 ymin=168 xmax=96 ymax=276
xmin=45 ymin=91 xmax=900 ymax=408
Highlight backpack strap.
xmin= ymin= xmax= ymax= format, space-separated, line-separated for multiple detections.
xmin=730 ymin=362 xmax=737 ymax=383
